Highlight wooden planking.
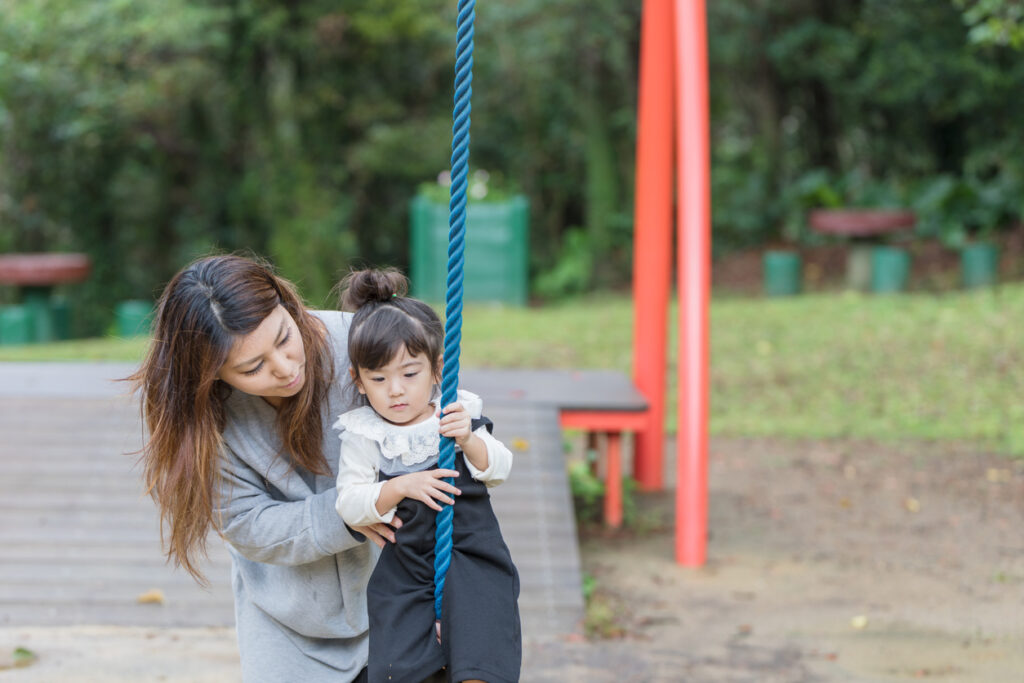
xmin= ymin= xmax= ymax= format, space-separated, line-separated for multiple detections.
xmin=0 ymin=394 xmax=235 ymax=629
xmin=0 ymin=363 xmax=646 ymax=411
xmin=0 ymin=370 xmax=585 ymax=640
xmin=462 ymin=368 xmax=647 ymax=412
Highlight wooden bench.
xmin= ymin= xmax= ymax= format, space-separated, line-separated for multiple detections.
xmin=461 ymin=369 xmax=649 ymax=528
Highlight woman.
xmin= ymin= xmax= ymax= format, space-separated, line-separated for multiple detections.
xmin=134 ymin=254 xmax=398 ymax=682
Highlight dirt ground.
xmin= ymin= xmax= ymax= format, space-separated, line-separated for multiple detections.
xmin=528 ymin=437 xmax=1024 ymax=682
xmin=3 ymin=437 xmax=1022 ymax=682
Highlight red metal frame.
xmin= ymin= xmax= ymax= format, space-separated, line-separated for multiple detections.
xmin=604 ymin=433 xmax=623 ymax=528
xmin=674 ymin=0 xmax=710 ymax=567
xmin=561 ymin=0 xmax=709 ymax=563
xmin=559 ymin=411 xmax=645 ymax=529
xmin=560 ymin=411 xmax=644 ymax=530
xmin=631 ymin=0 xmax=675 ymax=493
xmin=559 ymin=410 xmax=649 ymax=432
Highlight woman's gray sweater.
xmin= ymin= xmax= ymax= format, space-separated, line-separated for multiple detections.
xmin=216 ymin=310 xmax=377 ymax=682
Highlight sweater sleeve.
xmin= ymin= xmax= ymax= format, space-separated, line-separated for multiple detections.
xmin=216 ymin=444 xmax=365 ymax=565
xmin=335 ymin=431 xmax=396 ymax=526
xmin=455 ymin=390 xmax=513 ymax=486
xmin=463 ymin=426 xmax=514 ymax=486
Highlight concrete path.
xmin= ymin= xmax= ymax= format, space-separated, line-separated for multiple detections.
xmin=0 ymin=363 xmax=601 ymax=641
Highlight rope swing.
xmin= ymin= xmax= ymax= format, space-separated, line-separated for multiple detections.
xmin=434 ymin=0 xmax=475 ymax=620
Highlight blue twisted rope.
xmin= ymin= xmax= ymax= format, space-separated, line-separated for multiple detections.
xmin=434 ymin=0 xmax=475 ymax=620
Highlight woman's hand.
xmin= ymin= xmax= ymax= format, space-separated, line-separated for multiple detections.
xmin=392 ymin=469 xmax=461 ymax=511
xmin=352 ymin=517 xmax=403 ymax=549
xmin=439 ymin=402 xmax=474 ymax=448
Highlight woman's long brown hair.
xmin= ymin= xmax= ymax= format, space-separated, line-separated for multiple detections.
xmin=131 ymin=254 xmax=334 ymax=583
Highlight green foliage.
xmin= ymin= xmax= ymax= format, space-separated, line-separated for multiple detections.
xmin=955 ymin=0 xmax=1024 ymax=48
xmin=532 ymin=229 xmax=595 ymax=300
xmin=709 ymin=0 xmax=1024 ymax=250
xmin=0 ymin=0 xmax=228 ymax=333
xmin=568 ymin=460 xmax=605 ymax=526
xmin=568 ymin=457 xmax=641 ymax=528
xmin=1 ymin=0 xmax=644 ymax=318
xmin=909 ymin=171 xmax=1021 ymax=245
xmin=3 ymin=0 xmax=1024 ymax=323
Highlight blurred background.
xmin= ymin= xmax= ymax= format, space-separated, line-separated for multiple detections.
xmin=3 ymin=0 xmax=1023 ymax=334
xmin=1 ymin=0 xmax=1023 ymax=456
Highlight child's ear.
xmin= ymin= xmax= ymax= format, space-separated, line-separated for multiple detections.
xmin=350 ymin=367 xmax=366 ymax=395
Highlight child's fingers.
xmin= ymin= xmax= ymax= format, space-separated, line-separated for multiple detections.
xmin=430 ymin=479 xmax=461 ymax=497
xmin=419 ymin=495 xmax=444 ymax=511
xmin=417 ymin=481 xmax=461 ymax=508
xmin=429 ymin=491 xmax=455 ymax=506
xmin=431 ymin=468 xmax=460 ymax=480
xmin=441 ymin=403 xmax=465 ymax=415
xmin=439 ymin=418 xmax=470 ymax=435
xmin=440 ymin=414 xmax=470 ymax=425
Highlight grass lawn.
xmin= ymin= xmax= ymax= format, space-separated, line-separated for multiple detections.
xmin=2 ymin=284 xmax=1021 ymax=454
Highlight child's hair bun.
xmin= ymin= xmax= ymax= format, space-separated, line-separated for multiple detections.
xmin=339 ymin=267 xmax=410 ymax=311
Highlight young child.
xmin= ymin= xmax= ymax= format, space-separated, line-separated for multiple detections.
xmin=334 ymin=268 xmax=521 ymax=683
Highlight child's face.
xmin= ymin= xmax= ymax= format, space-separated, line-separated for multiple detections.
xmin=353 ymin=345 xmax=438 ymax=426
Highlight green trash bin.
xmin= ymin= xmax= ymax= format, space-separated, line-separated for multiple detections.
xmin=961 ymin=242 xmax=999 ymax=289
xmin=762 ymin=250 xmax=802 ymax=297
xmin=22 ymin=286 xmax=55 ymax=343
xmin=0 ymin=305 xmax=35 ymax=346
xmin=870 ymin=246 xmax=910 ymax=293
xmin=116 ymin=300 xmax=154 ymax=337
xmin=410 ymin=195 xmax=529 ymax=305
xmin=51 ymin=297 xmax=71 ymax=340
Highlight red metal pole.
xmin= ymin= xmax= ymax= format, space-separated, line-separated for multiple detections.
xmin=603 ymin=432 xmax=623 ymax=528
xmin=631 ymin=0 xmax=675 ymax=492
xmin=674 ymin=0 xmax=710 ymax=566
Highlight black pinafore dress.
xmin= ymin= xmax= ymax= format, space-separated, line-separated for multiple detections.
xmin=367 ymin=429 xmax=521 ymax=683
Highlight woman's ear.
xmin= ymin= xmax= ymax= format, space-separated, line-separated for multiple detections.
xmin=349 ymin=366 xmax=366 ymax=395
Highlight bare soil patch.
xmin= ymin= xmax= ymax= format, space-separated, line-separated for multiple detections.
xmin=532 ymin=437 xmax=1024 ymax=682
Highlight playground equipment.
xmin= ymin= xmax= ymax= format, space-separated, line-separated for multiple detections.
xmin=433 ymin=0 xmax=475 ymax=619
xmin=628 ymin=0 xmax=710 ymax=567
xmin=552 ymin=0 xmax=710 ymax=566
xmin=435 ymin=0 xmax=712 ymax=605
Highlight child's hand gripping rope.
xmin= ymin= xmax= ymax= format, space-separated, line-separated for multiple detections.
xmin=390 ymin=469 xmax=461 ymax=512
xmin=438 ymin=401 xmax=474 ymax=446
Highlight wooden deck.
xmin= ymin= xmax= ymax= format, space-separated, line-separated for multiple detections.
xmin=0 ymin=364 xmax=647 ymax=642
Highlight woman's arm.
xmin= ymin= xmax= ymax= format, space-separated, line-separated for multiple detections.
xmin=216 ymin=444 xmax=366 ymax=566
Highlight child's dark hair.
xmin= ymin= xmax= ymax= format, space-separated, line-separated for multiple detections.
xmin=339 ymin=268 xmax=444 ymax=378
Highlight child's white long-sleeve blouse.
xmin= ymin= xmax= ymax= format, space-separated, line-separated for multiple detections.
xmin=334 ymin=390 xmax=513 ymax=527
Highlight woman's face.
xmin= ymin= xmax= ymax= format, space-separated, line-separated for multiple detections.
xmin=217 ymin=305 xmax=306 ymax=406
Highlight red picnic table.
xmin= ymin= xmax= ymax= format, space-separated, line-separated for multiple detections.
xmin=0 ymin=253 xmax=91 ymax=342
xmin=809 ymin=209 xmax=916 ymax=290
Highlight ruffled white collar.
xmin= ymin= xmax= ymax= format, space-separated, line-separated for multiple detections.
xmin=333 ymin=390 xmax=483 ymax=468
